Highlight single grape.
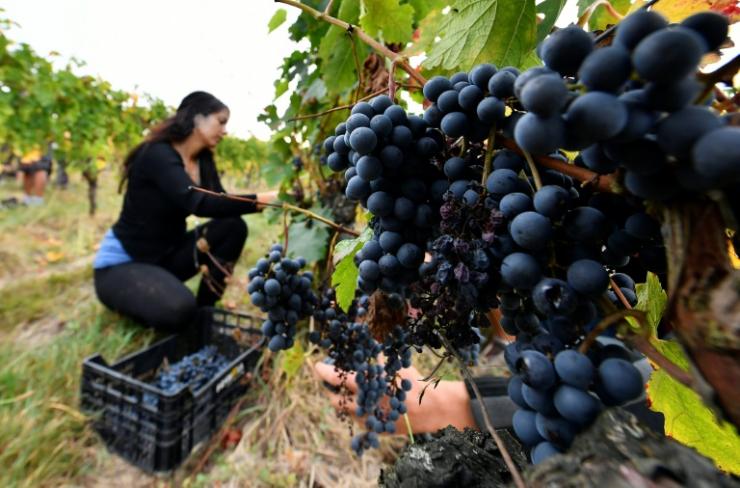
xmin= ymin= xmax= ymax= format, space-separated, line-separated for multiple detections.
xmin=513 ymin=409 xmax=544 ymax=446
xmin=540 ymin=25 xmax=594 ymax=76
xmin=567 ymin=259 xmax=609 ymax=297
xmin=681 ymin=11 xmax=729 ymax=51
xmin=553 ymin=384 xmax=602 ymax=425
xmin=501 ymin=252 xmax=542 ymax=290
xmin=423 ymin=76 xmax=453 ymax=102
xmin=597 ymin=358 xmax=644 ymax=404
xmin=633 ymin=28 xmax=704 ymax=83
xmin=510 ymin=211 xmax=553 ymax=251
xmin=613 ymin=10 xmax=668 ymax=50
xmin=554 ymin=350 xmax=594 ymax=389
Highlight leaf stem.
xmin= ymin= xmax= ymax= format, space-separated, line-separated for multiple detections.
xmin=402 ymin=413 xmax=415 ymax=445
xmin=499 ymin=137 xmax=616 ymax=193
xmin=389 ymin=59 xmax=398 ymax=102
xmin=481 ymin=126 xmax=496 ymax=186
xmin=288 ymin=87 xmax=391 ymax=122
xmin=348 ymin=31 xmax=364 ymax=104
xmin=522 ymin=149 xmax=543 ymax=191
xmin=578 ymin=309 xmax=645 ymax=354
xmin=189 ymin=186 xmax=360 ymax=236
xmin=608 ymin=280 xmax=696 ymax=389
xmin=437 ymin=333 xmax=526 ymax=488
xmin=275 ymin=0 xmax=427 ymax=86
xmin=578 ymin=0 xmax=624 ymax=29
xmin=695 ymin=53 xmax=740 ymax=104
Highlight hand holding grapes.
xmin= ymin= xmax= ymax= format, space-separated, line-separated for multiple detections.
xmin=312 ymin=360 xmax=476 ymax=435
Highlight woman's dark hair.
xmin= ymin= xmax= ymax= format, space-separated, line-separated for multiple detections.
xmin=119 ymin=91 xmax=228 ymax=191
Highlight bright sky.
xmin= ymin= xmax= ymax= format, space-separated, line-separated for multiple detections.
xmin=3 ymin=1 xmax=735 ymax=141
xmin=3 ymin=1 xmax=304 ymax=140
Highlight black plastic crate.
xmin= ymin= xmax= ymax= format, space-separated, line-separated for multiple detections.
xmin=80 ymin=308 xmax=265 ymax=473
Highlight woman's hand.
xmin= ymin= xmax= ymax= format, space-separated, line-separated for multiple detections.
xmin=312 ymin=360 xmax=477 ymax=435
xmin=255 ymin=190 xmax=279 ymax=211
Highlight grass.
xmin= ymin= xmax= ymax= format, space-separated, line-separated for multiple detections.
xmin=0 ymin=170 xmax=283 ymax=486
xmin=0 ymin=305 xmax=157 ymax=487
xmin=0 ymin=169 xmax=478 ymax=487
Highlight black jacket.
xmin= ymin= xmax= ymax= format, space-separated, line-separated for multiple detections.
xmin=113 ymin=142 xmax=257 ymax=263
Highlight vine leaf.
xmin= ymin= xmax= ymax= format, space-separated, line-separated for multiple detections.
xmin=536 ymin=0 xmax=567 ymax=43
xmin=424 ymin=0 xmax=538 ymax=72
xmin=286 ymin=219 xmax=330 ymax=264
xmin=407 ymin=0 xmax=448 ymax=21
xmin=280 ymin=339 xmax=305 ymax=378
xmin=633 ymin=273 xmax=740 ymax=474
xmin=318 ymin=0 xmax=369 ymax=94
xmin=648 ymin=344 xmax=740 ymax=475
xmin=268 ymin=8 xmax=288 ymax=33
xmin=331 ymin=229 xmax=372 ymax=312
xmin=333 ymin=227 xmax=372 ymax=262
xmin=403 ymin=8 xmax=444 ymax=57
xmin=634 ymin=272 xmax=667 ymax=333
xmin=652 ymin=0 xmax=740 ymax=23
xmin=360 ymin=0 xmax=415 ymax=44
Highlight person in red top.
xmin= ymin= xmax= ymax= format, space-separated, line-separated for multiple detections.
xmin=94 ymin=91 xmax=276 ymax=334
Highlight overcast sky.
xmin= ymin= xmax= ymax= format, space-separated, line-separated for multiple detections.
xmin=3 ymin=1 xmax=305 ymax=139
xmin=3 ymin=2 xmax=735 ymax=140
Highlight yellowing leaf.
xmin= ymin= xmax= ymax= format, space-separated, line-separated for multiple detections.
xmin=653 ymin=0 xmax=740 ymax=23
xmin=589 ymin=0 xmax=631 ymax=31
xmin=425 ymin=0 xmax=538 ymax=72
xmin=360 ymin=0 xmax=416 ymax=44
xmin=281 ymin=339 xmax=304 ymax=379
xmin=730 ymin=239 xmax=740 ymax=269
xmin=648 ymin=344 xmax=740 ymax=475
xmin=45 ymin=251 xmax=65 ymax=263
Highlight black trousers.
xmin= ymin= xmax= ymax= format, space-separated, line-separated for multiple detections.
xmin=94 ymin=217 xmax=247 ymax=333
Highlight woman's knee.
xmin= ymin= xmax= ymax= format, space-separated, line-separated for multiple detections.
xmin=154 ymin=293 xmax=198 ymax=332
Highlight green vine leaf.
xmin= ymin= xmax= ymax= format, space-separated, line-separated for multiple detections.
xmin=360 ymin=0 xmax=415 ymax=43
xmin=408 ymin=0 xmax=448 ymax=21
xmin=331 ymin=229 xmax=372 ymax=312
xmin=536 ymin=0 xmax=567 ymax=43
xmin=318 ymin=0 xmax=368 ymax=94
xmin=635 ymin=271 xmax=668 ymax=333
xmin=268 ymin=8 xmax=288 ymax=33
xmin=424 ymin=0 xmax=538 ymax=72
xmin=286 ymin=219 xmax=330 ymax=264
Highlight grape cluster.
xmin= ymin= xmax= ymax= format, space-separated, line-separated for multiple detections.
xmin=510 ymin=11 xmax=738 ymax=200
xmin=422 ymin=64 xmax=512 ymax=142
xmin=322 ymin=95 xmax=447 ymax=294
xmin=309 ymin=291 xmax=413 ymax=455
xmin=143 ymin=345 xmax=231 ymax=406
xmin=507 ymin=338 xmax=646 ymax=464
xmin=247 ymin=244 xmax=318 ymax=352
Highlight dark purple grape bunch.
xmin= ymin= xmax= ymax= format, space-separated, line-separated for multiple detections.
xmin=422 ymin=64 xmax=513 ymax=142
xmin=144 ymin=345 xmax=231 ymax=407
xmin=507 ymin=337 xmax=648 ymax=464
xmin=351 ymin=324 xmax=414 ymax=455
xmin=512 ymin=10 xmax=738 ymax=200
xmin=321 ymin=94 xmax=448 ymax=295
xmin=247 ymin=243 xmax=318 ymax=352
xmin=308 ymin=290 xmax=414 ymax=455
